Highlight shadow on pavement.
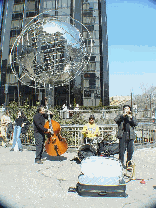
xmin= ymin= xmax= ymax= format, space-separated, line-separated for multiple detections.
xmin=0 ymin=199 xmax=14 ymax=208
xmin=42 ymin=152 xmax=67 ymax=161
xmin=70 ymin=157 xmax=81 ymax=164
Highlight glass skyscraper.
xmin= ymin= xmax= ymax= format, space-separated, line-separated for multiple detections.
xmin=0 ymin=0 xmax=109 ymax=107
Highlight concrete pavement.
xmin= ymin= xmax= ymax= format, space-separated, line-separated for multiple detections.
xmin=0 ymin=145 xmax=156 ymax=208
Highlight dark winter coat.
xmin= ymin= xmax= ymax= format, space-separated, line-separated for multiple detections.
xmin=15 ymin=116 xmax=30 ymax=134
xmin=114 ymin=114 xmax=138 ymax=140
xmin=33 ymin=112 xmax=53 ymax=134
xmin=15 ymin=116 xmax=29 ymax=127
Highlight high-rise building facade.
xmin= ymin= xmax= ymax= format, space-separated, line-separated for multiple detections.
xmin=0 ymin=0 xmax=109 ymax=107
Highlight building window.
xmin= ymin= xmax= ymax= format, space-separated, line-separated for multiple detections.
xmin=13 ymin=4 xmax=23 ymax=12
xmin=83 ymin=31 xmax=88 ymax=38
xmin=12 ymin=13 xmax=23 ymax=20
xmin=84 ymin=72 xmax=95 ymax=79
xmin=84 ymin=90 xmax=91 ymax=98
xmin=91 ymin=56 xmax=96 ymax=62
xmin=26 ymin=1 xmax=35 ymax=11
xmin=47 ymin=1 xmax=53 ymax=9
xmin=44 ymin=1 xmax=53 ymax=9
xmin=11 ymin=20 xmax=22 ymax=29
xmin=10 ymin=29 xmax=21 ymax=37
xmin=14 ymin=0 xmax=25 ymax=4
xmin=92 ymin=46 xmax=99 ymax=54
xmin=10 ymin=37 xmax=17 ymax=47
xmin=88 ymin=62 xmax=96 ymax=71
xmin=84 ymin=80 xmax=89 ymax=87
xmin=26 ymin=12 xmax=36 ymax=18
xmin=84 ymin=25 xmax=94 ymax=32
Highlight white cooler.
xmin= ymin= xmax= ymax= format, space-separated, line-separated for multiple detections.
xmin=76 ymin=156 xmax=127 ymax=197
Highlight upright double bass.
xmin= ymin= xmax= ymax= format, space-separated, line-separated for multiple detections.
xmin=44 ymin=111 xmax=68 ymax=156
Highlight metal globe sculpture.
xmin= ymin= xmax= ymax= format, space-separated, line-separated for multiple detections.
xmin=10 ymin=11 xmax=92 ymax=89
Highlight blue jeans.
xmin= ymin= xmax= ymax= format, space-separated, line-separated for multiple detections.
xmin=12 ymin=126 xmax=22 ymax=149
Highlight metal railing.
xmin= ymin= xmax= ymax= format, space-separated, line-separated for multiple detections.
xmin=1 ymin=123 xmax=156 ymax=148
xmin=59 ymin=124 xmax=118 ymax=148
xmin=59 ymin=123 xmax=156 ymax=148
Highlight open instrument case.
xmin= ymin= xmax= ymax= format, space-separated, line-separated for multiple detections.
xmin=69 ymin=156 xmax=127 ymax=197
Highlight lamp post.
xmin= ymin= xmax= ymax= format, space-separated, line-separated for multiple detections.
xmin=131 ymin=92 xmax=133 ymax=110
xmin=69 ymin=81 xmax=70 ymax=107
xmin=150 ymin=93 xmax=152 ymax=118
xmin=17 ymin=81 xmax=20 ymax=106
xmin=4 ymin=84 xmax=8 ymax=109
xmin=38 ymin=89 xmax=42 ymax=105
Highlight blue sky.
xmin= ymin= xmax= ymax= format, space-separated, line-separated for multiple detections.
xmin=106 ymin=0 xmax=156 ymax=97
xmin=0 ymin=0 xmax=3 ymax=17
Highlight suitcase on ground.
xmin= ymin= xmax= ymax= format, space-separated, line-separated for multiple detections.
xmin=76 ymin=156 xmax=127 ymax=197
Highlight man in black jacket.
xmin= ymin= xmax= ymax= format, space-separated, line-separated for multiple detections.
xmin=33 ymin=106 xmax=53 ymax=164
xmin=114 ymin=105 xmax=138 ymax=168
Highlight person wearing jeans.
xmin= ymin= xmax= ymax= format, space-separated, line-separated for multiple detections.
xmin=10 ymin=110 xmax=29 ymax=152
xmin=11 ymin=125 xmax=22 ymax=150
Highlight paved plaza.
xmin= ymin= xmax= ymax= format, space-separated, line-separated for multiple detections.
xmin=0 ymin=145 xmax=156 ymax=208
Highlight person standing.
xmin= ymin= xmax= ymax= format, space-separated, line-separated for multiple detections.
xmin=33 ymin=106 xmax=53 ymax=164
xmin=1 ymin=110 xmax=11 ymax=146
xmin=10 ymin=110 xmax=29 ymax=152
xmin=114 ymin=105 xmax=138 ymax=168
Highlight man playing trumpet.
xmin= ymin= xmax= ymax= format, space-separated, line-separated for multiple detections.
xmin=114 ymin=105 xmax=138 ymax=168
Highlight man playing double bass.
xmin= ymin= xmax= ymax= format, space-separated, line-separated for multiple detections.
xmin=33 ymin=106 xmax=53 ymax=164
